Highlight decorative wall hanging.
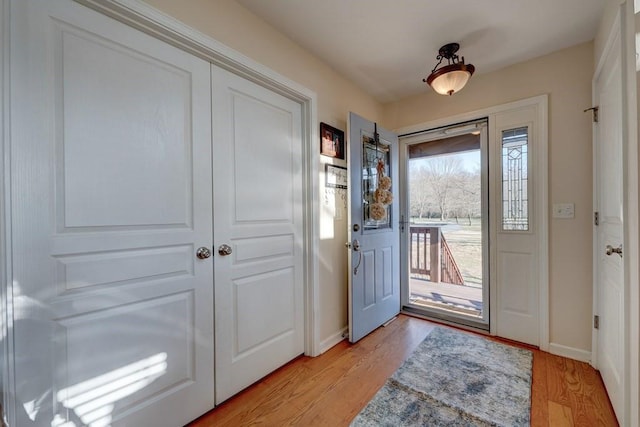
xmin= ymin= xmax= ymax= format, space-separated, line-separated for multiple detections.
xmin=369 ymin=125 xmax=393 ymax=220
xmin=325 ymin=164 xmax=347 ymax=189
xmin=324 ymin=164 xmax=347 ymax=218
xmin=363 ymin=123 xmax=393 ymax=228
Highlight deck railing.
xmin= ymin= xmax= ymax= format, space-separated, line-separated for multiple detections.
xmin=409 ymin=225 xmax=465 ymax=285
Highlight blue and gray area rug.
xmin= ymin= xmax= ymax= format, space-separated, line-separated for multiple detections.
xmin=351 ymin=327 xmax=533 ymax=426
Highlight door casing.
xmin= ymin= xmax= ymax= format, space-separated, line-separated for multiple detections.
xmin=0 ymin=1 xmax=10 ymax=424
xmin=0 ymin=0 xmax=320 ymax=424
xmin=396 ymin=95 xmax=549 ymax=350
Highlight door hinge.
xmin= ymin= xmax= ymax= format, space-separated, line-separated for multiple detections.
xmin=400 ymin=214 xmax=405 ymax=233
xmin=594 ymin=315 xmax=600 ymax=329
xmin=594 ymin=212 xmax=599 ymax=226
xmin=584 ymin=106 xmax=599 ymax=123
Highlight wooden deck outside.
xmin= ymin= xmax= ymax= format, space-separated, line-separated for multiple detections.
xmin=410 ymin=277 xmax=483 ymax=317
xmin=409 ymin=224 xmax=483 ymax=318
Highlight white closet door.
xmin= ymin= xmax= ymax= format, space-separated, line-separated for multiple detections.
xmin=594 ymin=16 xmax=626 ymax=422
xmin=211 ymin=65 xmax=304 ymax=404
xmin=10 ymin=1 xmax=214 ymax=426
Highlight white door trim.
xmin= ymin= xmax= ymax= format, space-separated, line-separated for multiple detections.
xmin=0 ymin=1 xmax=13 ymax=424
xmin=621 ymin=2 xmax=639 ymax=424
xmin=592 ymin=2 xmax=639 ymax=425
xmin=395 ymin=95 xmax=549 ymax=351
xmin=590 ymin=0 xmax=618 ymax=396
xmin=0 ymin=0 xmax=319 ymax=422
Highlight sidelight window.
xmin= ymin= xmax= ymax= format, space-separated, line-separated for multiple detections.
xmin=501 ymin=127 xmax=529 ymax=231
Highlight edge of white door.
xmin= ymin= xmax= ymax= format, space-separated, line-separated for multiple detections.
xmin=592 ymin=12 xmax=625 ymax=422
xmin=0 ymin=0 xmax=12 ymax=423
xmin=621 ymin=2 xmax=639 ymax=423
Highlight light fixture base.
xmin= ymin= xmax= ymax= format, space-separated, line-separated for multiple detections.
xmin=438 ymin=43 xmax=460 ymax=60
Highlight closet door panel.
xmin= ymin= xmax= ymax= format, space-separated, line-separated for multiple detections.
xmin=10 ymin=1 xmax=214 ymax=425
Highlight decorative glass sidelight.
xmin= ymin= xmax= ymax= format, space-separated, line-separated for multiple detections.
xmin=501 ymin=127 xmax=529 ymax=231
xmin=362 ymin=135 xmax=392 ymax=230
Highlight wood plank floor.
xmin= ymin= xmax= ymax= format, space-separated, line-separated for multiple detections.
xmin=189 ymin=315 xmax=618 ymax=426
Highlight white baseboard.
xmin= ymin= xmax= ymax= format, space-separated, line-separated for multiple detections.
xmin=548 ymin=342 xmax=592 ymax=363
xmin=319 ymin=327 xmax=348 ymax=354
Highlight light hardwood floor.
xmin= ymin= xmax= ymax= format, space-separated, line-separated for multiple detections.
xmin=189 ymin=315 xmax=618 ymax=426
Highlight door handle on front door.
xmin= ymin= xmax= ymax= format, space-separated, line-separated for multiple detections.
xmin=352 ymin=239 xmax=362 ymax=275
xmin=605 ymin=244 xmax=623 ymax=257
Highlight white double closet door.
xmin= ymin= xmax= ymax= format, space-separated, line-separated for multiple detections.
xmin=9 ymin=1 xmax=304 ymax=426
xmin=211 ymin=65 xmax=305 ymax=405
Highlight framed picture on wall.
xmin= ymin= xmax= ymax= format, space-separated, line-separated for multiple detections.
xmin=320 ymin=122 xmax=345 ymax=160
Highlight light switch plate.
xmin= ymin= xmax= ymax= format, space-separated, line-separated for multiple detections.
xmin=553 ymin=203 xmax=575 ymax=218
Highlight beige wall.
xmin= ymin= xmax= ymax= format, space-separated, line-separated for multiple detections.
xmin=384 ymin=42 xmax=595 ymax=353
xmin=145 ymin=0 xmax=597 ymax=354
xmin=144 ymin=0 xmax=384 ymax=344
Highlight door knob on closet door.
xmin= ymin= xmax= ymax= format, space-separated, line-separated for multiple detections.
xmin=218 ymin=244 xmax=233 ymax=256
xmin=196 ymin=247 xmax=212 ymax=259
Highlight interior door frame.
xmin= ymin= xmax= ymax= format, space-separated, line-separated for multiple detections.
xmin=0 ymin=0 xmax=320 ymax=423
xmin=395 ymin=95 xmax=549 ymax=350
xmin=591 ymin=2 xmax=639 ymax=425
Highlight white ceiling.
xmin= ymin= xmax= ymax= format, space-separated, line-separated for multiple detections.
xmin=237 ymin=0 xmax=605 ymax=103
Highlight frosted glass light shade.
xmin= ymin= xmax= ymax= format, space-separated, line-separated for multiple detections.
xmin=426 ymin=63 xmax=475 ymax=96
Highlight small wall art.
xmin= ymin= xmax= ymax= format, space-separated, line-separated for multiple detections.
xmin=320 ymin=122 xmax=345 ymax=160
xmin=325 ymin=164 xmax=347 ymax=189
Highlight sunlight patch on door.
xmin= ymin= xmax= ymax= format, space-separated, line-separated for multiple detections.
xmin=51 ymin=352 xmax=168 ymax=427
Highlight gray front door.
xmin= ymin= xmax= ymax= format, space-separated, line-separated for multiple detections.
xmin=348 ymin=112 xmax=400 ymax=343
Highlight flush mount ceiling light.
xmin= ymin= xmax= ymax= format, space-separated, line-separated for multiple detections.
xmin=423 ymin=43 xmax=475 ymax=96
